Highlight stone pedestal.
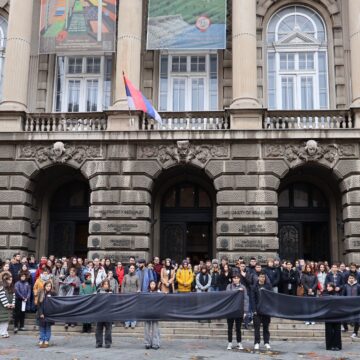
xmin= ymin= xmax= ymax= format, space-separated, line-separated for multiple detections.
xmin=111 ymin=0 xmax=143 ymax=110
xmin=0 ymin=0 xmax=33 ymax=112
xmin=230 ymin=0 xmax=260 ymax=109
xmin=106 ymin=112 xmax=142 ymax=131
xmin=229 ymin=109 xmax=263 ymax=129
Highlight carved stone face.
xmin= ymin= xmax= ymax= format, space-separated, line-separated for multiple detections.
xmin=53 ymin=141 xmax=65 ymax=157
xmin=305 ymin=140 xmax=317 ymax=156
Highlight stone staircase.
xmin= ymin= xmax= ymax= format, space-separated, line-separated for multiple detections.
xmin=14 ymin=315 xmax=357 ymax=342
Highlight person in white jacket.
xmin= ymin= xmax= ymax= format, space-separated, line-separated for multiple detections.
xmin=90 ymin=258 xmax=107 ymax=289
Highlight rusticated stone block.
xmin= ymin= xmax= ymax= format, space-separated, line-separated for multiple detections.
xmin=132 ymin=176 xmax=153 ymax=190
xmin=214 ymin=175 xmax=258 ymax=190
xmin=87 ymin=251 xmax=149 ymax=263
xmin=0 ymin=206 xmax=10 ymax=218
xmin=108 ymin=175 xmax=132 ymax=189
xmin=0 ymin=220 xmax=31 ymax=234
xmin=334 ymin=160 xmax=360 ymax=179
xmin=247 ymin=190 xmax=277 ymax=204
xmin=119 ymin=190 xmax=151 ymax=204
xmin=345 ymin=221 xmax=360 ymax=237
xmin=0 ymin=145 xmax=15 ymax=159
xmin=217 ymin=236 xmax=279 ymax=251
xmin=259 ymin=175 xmax=280 ymax=190
xmin=217 ymin=206 xmax=277 ymax=220
xmin=342 ymin=191 xmax=360 ymax=206
xmin=216 ymin=190 xmax=246 ymax=204
xmin=0 ymin=235 xmax=7 ymax=247
xmin=205 ymin=160 xmax=246 ymax=178
xmin=344 ymin=237 xmax=360 ymax=251
xmin=343 ymin=206 xmax=360 ymax=221
xmin=107 ymin=144 xmax=136 ymax=159
xmin=9 ymin=176 xmax=28 ymax=190
xmin=11 ymin=205 xmax=34 ymax=220
xmin=0 ymin=250 xmax=28 ymax=259
xmin=231 ymin=144 xmax=260 ymax=159
xmin=89 ymin=220 xmax=150 ymax=235
xmin=9 ymin=235 xmax=29 ymax=248
xmin=0 ymin=161 xmax=38 ymax=178
xmin=88 ymin=235 xmax=150 ymax=250
xmin=90 ymin=175 xmax=109 ymax=190
xmin=344 ymin=252 xmax=360 ymax=265
xmin=340 ymin=175 xmax=360 ymax=193
xmin=81 ymin=161 xmax=121 ymax=179
xmin=216 ymin=251 xmax=278 ymax=265
xmin=91 ymin=190 xmax=119 ymax=204
xmin=216 ymin=221 xmax=277 ymax=235
xmin=122 ymin=161 xmax=162 ymax=178
xmin=90 ymin=205 xmax=151 ymax=220
xmin=247 ymin=160 xmax=289 ymax=178
xmin=0 ymin=190 xmax=30 ymax=204
xmin=0 ymin=176 xmax=8 ymax=189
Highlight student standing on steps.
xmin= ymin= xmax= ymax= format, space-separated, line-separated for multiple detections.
xmin=0 ymin=273 xmax=15 ymax=338
xmin=13 ymin=270 xmax=31 ymax=333
xmin=144 ymin=280 xmax=161 ymax=350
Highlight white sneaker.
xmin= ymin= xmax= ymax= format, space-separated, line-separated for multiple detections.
xmin=237 ymin=343 xmax=243 ymax=350
xmin=305 ymin=322 xmax=310 ymax=325
xmin=265 ymin=343 xmax=271 ymax=350
xmin=351 ymin=333 xmax=357 ymax=338
xmin=311 ymin=322 xmax=316 ymax=325
xmin=254 ymin=343 xmax=260 ymax=350
xmin=227 ymin=342 xmax=232 ymax=350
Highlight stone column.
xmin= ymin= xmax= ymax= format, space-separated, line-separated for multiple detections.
xmin=0 ymin=0 xmax=33 ymax=111
xmin=230 ymin=0 xmax=260 ymax=109
xmin=111 ymin=0 xmax=143 ymax=110
xmin=349 ymin=0 xmax=360 ymax=107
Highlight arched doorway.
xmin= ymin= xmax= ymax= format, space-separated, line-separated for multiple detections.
xmin=278 ymin=182 xmax=329 ymax=261
xmin=48 ymin=181 xmax=90 ymax=258
xmin=160 ymin=182 xmax=213 ymax=263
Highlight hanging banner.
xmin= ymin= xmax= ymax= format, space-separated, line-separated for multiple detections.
xmin=39 ymin=0 xmax=117 ymax=54
xmin=147 ymin=0 xmax=226 ymax=50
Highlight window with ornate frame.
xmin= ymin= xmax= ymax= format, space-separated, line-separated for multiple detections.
xmin=159 ymin=53 xmax=218 ymax=111
xmin=267 ymin=5 xmax=329 ymax=110
xmin=54 ymin=55 xmax=112 ymax=112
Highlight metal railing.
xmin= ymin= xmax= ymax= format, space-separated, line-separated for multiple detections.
xmin=24 ymin=113 xmax=107 ymax=132
xmin=263 ymin=110 xmax=353 ymax=130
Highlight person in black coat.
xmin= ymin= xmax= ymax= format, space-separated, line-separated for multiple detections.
xmin=342 ymin=274 xmax=360 ymax=337
xmin=219 ymin=264 xmax=232 ymax=291
xmin=281 ymin=261 xmax=299 ymax=295
xmin=324 ymin=264 xmax=344 ymax=294
xmin=301 ymin=264 xmax=318 ymax=297
xmin=249 ymin=272 xmax=273 ymax=351
xmin=323 ymin=282 xmax=342 ymax=351
xmin=264 ymin=259 xmax=281 ymax=292
xmin=343 ymin=263 xmax=360 ymax=283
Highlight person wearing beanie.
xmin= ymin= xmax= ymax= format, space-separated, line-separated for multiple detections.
xmin=13 ymin=271 xmax=31 ymax=333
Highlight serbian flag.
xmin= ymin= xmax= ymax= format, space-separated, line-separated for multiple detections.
xmin=123 ymin=74 xmax=162 ymax=125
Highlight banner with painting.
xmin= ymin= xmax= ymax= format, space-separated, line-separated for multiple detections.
xmin=147 ymin=0 xmax=227 ymax=50
xmin=39 ymin=0 xmax=116 ymax=54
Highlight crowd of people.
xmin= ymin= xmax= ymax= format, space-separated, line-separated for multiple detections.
xmin=0 ymin=253 xmax=359 ymax=352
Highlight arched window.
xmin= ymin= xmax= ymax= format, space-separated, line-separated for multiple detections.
xmin=0 ymin=15 xmax=7 ymax=101
xmin=267 ymin=6 xmax=329 ymax=110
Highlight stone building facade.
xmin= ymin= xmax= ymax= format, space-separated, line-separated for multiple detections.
xmin=0 ymin=0 xmax=359 ymax=264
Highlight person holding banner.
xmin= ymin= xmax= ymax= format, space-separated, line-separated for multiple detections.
xmin=13 ymin=271 xmax=31 ymax=333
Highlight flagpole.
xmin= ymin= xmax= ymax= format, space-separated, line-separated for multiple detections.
xmin=123 ymin=71 xmax=135 ymax=128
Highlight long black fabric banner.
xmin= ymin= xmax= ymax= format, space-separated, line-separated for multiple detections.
xmin=258 ymin=290 xmax=360 ymax=323
xmin=44 ymin=292 xmax=244 ymax=323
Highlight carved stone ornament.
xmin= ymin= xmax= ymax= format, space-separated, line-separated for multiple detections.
xmin=20 ymin=142 xmax=102 ymax=164
xmin=139 ymin=142 xmax=229 ymax=164
xmin=265 ymin=140 xmax=356 ymax=164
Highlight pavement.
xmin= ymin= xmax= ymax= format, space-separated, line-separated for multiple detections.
xmin=1 ymin=334 xmax=360 ymax=360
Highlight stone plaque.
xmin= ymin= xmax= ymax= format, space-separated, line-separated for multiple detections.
xmin=88 ymin=235 xmax=150 ymax=250
xmin=216 ymin=221 xmax=277 ymax=235
xmin=217 ymin=206 xmax=277 ymax=220
xmin=217 ymin=236 xmax=279 ymax=251
xmin=89 ymin=220 xmax=150 ymax=235
xmin=90 ymin=205 xmax=151 ymax=219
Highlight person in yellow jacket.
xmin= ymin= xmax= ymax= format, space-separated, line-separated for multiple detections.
xmin=33 ymin=268 xmax=53 ymax=305
xmin=176 ymin=260 xmax=194 ymax=293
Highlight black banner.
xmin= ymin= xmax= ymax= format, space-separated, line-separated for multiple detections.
xmin=258 ymin=290 xmax=360 ymax=323
xmin=44 ymin=292 xmax=244 ymax=323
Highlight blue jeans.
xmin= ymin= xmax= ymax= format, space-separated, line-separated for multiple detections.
xmin=39 ymin=323 xmax=52 ymax=342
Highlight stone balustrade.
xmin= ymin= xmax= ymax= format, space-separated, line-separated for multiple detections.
xmin=264 ymin=110 xmax=353 ymax=130
xmin=24 ymin=113 xmax=107 ymax=132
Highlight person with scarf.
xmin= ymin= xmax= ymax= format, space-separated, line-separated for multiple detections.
xmin=144 ymin=280 xmax=161 ymax=350
xmin=80 ymin=272 xmax=97 ymax=333
xmin=160 ymin=258 xmax=175 ymax=293
xmin=226 ymin=270 xmax=248 ymax=351
xmin=37 ymin=281 xmax=56 ymax=348
xmin=115 ymin=261 xmax=125 ymax=292
xmin=196 ymin=265 xmax=212 ymax=292
xmin=95 ymin=279 xmax=113 ymax=348
xmin=0 ymin=273 xmax=15 ymax=338
xmin=106 ymin=270 xmax=119 ymax=293
xmin=33 ymin=268 xmax=53 ymax=306
xmin=13 ymin=270 xmax=31 ymax=333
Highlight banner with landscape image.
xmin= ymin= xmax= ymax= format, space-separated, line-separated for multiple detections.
xmin=39 ymin=0 xmax=116 ymax=54
xmin=147 ymin=0 xmax=226 ymax=50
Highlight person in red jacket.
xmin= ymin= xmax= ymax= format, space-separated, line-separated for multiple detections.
xmin=115 ymin=261 xmax=125 ymax=291
xmin=35 ymin=258 xmax=48 ymax=280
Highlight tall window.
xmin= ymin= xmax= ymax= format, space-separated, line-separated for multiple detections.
xmin=54 ymin=56 xmax=112 ymax=112
xmin=267 ymin=6 xmax=329 ymax=110
xmin=0 ymin=15 xmax=7 ymax=101
xmin=159 ymin=53 xmax=218 ymax=111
